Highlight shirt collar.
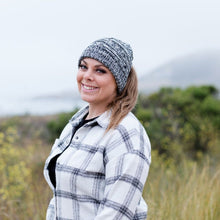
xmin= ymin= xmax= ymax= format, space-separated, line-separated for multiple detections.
xmin=69 ymin=105 xmax=89 ymax=127
xmin=69 ymin=105 xmax=111 ymax=129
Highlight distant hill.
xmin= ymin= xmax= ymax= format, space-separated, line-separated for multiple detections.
xmin=138 ymin=50 xmax=220 ymax=94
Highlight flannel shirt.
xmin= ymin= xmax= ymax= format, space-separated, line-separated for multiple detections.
xmin=44 ymin=106 xmax=151 ymax=220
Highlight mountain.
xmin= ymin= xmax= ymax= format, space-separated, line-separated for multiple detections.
xmin=138 ymin=50 xmax=220 ymax=94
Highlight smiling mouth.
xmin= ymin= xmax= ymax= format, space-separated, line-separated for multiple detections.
xmin=82 ymin=83 xmax=98 ymax=90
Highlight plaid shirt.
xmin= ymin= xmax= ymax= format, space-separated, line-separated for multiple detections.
xmin=44 ymin=106 xmax=151 ymax=220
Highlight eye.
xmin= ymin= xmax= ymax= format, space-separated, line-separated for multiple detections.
xmin=96 ymin=68 xmax=106 ymax=74
xmin=78 ymin=64 xmax=87 ymax=70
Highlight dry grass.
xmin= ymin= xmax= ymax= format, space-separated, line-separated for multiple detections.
xmin=144 ymin=154 xmax=220 ymax=220
xmin=0 ymin=115 xmax=219 ymax=219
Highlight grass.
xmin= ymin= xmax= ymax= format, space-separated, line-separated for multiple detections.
xmin=0 ymin=115 xmax=219 ymax=220
xmin=144 ymin=153 xmax=220 ymax=220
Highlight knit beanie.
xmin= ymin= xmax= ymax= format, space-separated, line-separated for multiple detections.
xmin=78 ymin=38 xmax=133 ymax=93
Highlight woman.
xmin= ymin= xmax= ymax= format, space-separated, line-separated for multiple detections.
xmin=44 ymin=38 xmax=151 ymax=220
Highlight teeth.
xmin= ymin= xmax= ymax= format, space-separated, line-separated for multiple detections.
xmin=83 ymin=84 xmax=96 ymax=90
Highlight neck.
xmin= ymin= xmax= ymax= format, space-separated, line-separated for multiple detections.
xmin=86 ymin=104 xmax=107 ymax=119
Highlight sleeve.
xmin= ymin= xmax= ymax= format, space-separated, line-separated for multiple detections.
xmin=94 ymin=129 xmax=151 ymax=220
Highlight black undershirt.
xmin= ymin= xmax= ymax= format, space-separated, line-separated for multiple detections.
xmin=48 ymin=115 xmax=97 ymax=188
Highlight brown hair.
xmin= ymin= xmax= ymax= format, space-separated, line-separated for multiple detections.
xmin=106 ymin=66 xmax=138 ymax=131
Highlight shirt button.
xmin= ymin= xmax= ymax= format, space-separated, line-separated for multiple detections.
xmin=75 ymin=136 xmax=79 ymax=140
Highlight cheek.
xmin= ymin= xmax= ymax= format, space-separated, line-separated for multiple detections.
xmin=76 ymin=72 xmax=82 ymax=83
xmin=108 ymin=78 xmax=117 ymax=92
xmin=76 ymin=71 xmax=80 ymax=81
xmin=76 ymin=72 xmax=82 ymax=89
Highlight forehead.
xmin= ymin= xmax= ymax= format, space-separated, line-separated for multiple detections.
xmin=81 ymin=58 xmax=105 ymax=66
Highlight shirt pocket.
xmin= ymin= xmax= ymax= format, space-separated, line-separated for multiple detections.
xmin=58 ymin=143 xmax=105 ymax=174
xmin=56 ymin=144 xmax=105 ymax=201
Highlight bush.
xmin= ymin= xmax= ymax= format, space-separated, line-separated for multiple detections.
xmin=47 ymin=109 xmax=78 ymax=142
xmin=137 ymin=85 xmax=220 ymax=162
xmin=0 ymin=127 xmax=31 ymax=217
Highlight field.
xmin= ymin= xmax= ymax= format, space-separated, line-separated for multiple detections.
xmin=0 ymin=113 xmax=219 ymax=220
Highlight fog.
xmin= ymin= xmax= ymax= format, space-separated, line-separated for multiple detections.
xmin=1 ymin=0 xmax=220 ymax=114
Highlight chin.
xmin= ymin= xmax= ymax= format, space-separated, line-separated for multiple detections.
xmin=80 ymin=95 xmax=95 ymax=103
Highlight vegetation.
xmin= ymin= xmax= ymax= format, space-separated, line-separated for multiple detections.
xmin=47 ymin=110 xmax=78 ymax=142
xmin=145 ymin=152 xmax=220 ymax=220
xmin=0 ymin=85 xmax=219 ymax=219
xmin=134 ymin=85 xmax=220 ymax=162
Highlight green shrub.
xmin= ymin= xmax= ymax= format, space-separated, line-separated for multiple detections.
xmin=47 ymin=109 xmax=78 ymax=142
xmin=0 ymin=127 xmax=30 ymax=209
xmin=137 ymin=85 xmax=220 ymax=162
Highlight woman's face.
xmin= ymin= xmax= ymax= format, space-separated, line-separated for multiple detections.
xmin=77 ymin=58 xmax=117 ymax=110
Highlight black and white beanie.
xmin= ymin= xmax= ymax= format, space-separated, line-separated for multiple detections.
xmin=78 ymin=38 xmax=133 ymax=93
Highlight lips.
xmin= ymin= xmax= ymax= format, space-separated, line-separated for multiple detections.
xmin=81 ymin=83 xmax=98 ymax=91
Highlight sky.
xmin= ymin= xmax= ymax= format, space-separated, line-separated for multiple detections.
xmin=1 ymin=0 xmax=220 ymax=105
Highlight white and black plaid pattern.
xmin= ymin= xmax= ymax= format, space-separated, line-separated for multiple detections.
xmin=44 ymin=106 xmax=151 ymax=220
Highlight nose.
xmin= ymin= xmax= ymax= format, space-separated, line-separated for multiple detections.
xmin=83 ymin=68 xmax=94 ymax=81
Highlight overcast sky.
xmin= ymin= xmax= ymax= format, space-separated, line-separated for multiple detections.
xmin=1 ymin=0 xmax=220 ymax=99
